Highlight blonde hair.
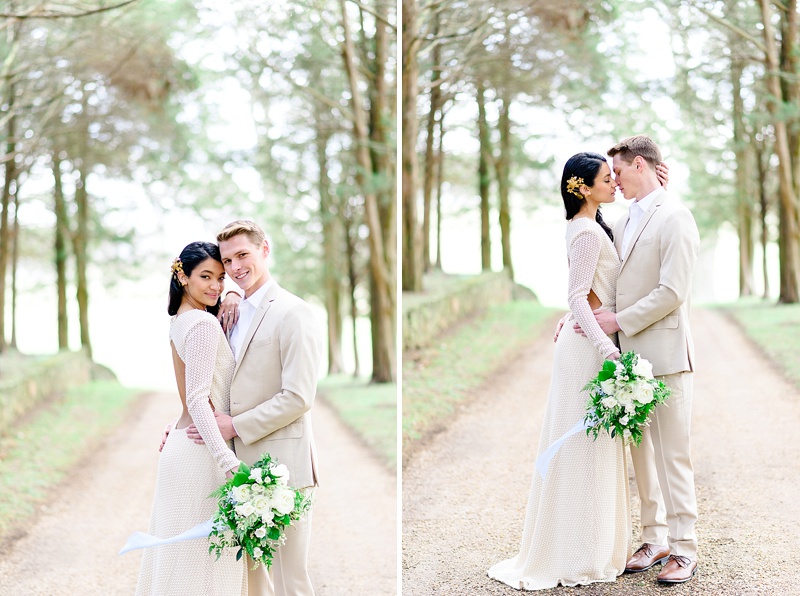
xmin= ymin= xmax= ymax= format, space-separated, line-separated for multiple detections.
xmin=608 ymin=135 xmax=662 ymax=171
xmin=216 ymin=220 xmax=266 ymax=246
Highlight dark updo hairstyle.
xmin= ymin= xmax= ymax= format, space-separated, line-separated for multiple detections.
xmin=560 ymin=151 xmax=613 ymax=241
xmin=168 ymin=241 xmax=223 ymax=316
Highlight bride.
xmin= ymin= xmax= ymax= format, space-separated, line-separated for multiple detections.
xmin=136 ymin=241 xmax=247 ymax=595
xmin=487 ymin=152 xmax=666 ymax=590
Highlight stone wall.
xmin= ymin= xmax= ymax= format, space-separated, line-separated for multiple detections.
xmin=403 ymin=272 xmax=515 ymax=351
xmin=0 ymin=351 xmax=94 ymax=432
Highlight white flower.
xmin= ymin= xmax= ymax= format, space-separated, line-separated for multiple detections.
xmin=632 ymin=381 xmax=654 ymax=404
xmin=614 ymin=361 xmax=627 ymax=378
xmin=253 ymin=547 xmax=263 ymax=558
xmin=600 ymin=379 xmax=617 ymax=396
xmin=249 ymin=468 xmax=264 ymax=484
xmin=272 ymin=464 xmax=290 ymax=484
xmin=273 ymin=487 xmax=296 ymax=515
xmin=619 ymin=415 xmax=629 ymax=426
xmin=261 ymin=511 xmax=275 ymax=526
xmin=623 ymin=428 xmax=632 ymax=440
xmin=252 ymin=495 xmax=272 ymax=516
xmin=235 ymin=502 xmax=256 ymax=517
xmin=625 ymin=403 xmax=636 ymax=415
xmin=231 ymin=485 xmax=251 ymax=504
xmin=601 ymin=396 xmax=618 ymax=409
xmin=616 ymin=387 xmax=634 ymax=406
xmin=632 ymin=356 xmax=654 ymax=379
xmin=255 ymin=527 xmax=267 ymax=539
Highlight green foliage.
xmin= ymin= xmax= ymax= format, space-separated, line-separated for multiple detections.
xmin=403 ymin=300 xmax=557 ymax=453
xmin=0 ymin=380 xmax=141 ymax=538
xmin=208 ymin=452 xmax=312 ymax=569
xmin=583 ymin=351 xmax=670 ymax=446
xmin=317 ymin=375 xmax=397 ymax=470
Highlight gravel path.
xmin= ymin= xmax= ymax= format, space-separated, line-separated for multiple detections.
xmin=402 ymin=308 xmax=800 ymax=595
xmin=0 ymin=391 xmax=396 ymax=595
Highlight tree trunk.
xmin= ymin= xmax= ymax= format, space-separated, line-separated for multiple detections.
xmin=434 ymin=115 xmax=446 ymax=271
xmin=731 ymin=54 xmax=754 ymax=296
xmin=315 ymin=121 xmax=344 ymax=375
xmin=760 ymin=0 xmax=800 ymax=303
xmin=53 ymin=153 xmax=70 ymax=349
xmin=422 ymin=13 xmax=441 ymax=273
xmin=345 ymin=216 xmax=360 ymax=378
xmin=340 ymin=0 xmax=395 ymax=382
xmin=73 ymin=163 xmax=92 ymax=358
xmin=477 ymin=81 xmax=492 ymax=271
xmin=755 ymin=138 xmax=770 ymax=299
xmin=779 ymin=0 xmax=800 ymax=186
xmin=496 ymin=94 xmax=514 ymax=280
xmin=9 ymin=188 xmax=19 ymax=350
xmin=369 ymin=0 xmax=397 ymax=382
xmin=0 ymin=84 xmax=15 ymax=354
xmin=402 ymin=0 xmax=422 ymax=292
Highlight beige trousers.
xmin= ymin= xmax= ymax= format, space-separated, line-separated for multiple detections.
xmin=248 ymin=498 xmax=315 ymax=596
xmin=630 ymin=372 xmax=698 ymax=559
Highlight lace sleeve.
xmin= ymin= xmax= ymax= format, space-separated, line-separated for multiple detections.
xmin=184 ymin=316 xmax=240 ymax=473
xmin=567 ymin=228 xmax=618 ymax=359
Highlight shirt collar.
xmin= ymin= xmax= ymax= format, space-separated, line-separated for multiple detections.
xmin=241 ymin=277 xmax=275 ymax=310
xmin=632 ymin=187 xmax=664 ymax=213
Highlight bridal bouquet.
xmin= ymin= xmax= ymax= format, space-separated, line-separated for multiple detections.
xmin=208 ymin=453 xmax=312 ymax=569
xmin=583 ymin=351 xmax=670 ymax=446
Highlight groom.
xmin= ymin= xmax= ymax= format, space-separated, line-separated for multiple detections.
xmin=189 ymin=219 xmax=322 ymax=596
xmin=583 ymin=135 xmax=700 ymax=584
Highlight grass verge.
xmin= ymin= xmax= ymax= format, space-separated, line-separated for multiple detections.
xmin=403 ymin=300 xmax=558 ymax=459
xmin=719 ymin=298 xmax=800 ymax=388
xmin=0 ymin=380 xmax=142 ymax=538
xmin=317 ymin=375 xmax=397 ymax=471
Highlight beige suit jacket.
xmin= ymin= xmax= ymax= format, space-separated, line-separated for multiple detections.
xmin=614 ymin=191 xmax=699 ymax=377
xmin=229 ymin=283 xmax=322 ymax=489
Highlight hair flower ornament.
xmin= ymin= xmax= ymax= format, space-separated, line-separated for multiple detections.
xmin=566 ymin=176 xmax=585 ymax=198
xmin=170 ymin=257 xmax=184 ymax=277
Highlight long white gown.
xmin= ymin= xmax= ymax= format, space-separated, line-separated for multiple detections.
xmin=136 ymin=310 xmax=247 ymax=595
xmin=488 ymin=217 xmax=630 ymax=590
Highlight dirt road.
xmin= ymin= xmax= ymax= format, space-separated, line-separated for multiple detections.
xmin=402 ymin=308 xmax=800 ymax=595
xmin=0 ymin=392 xmax=396 ymax=595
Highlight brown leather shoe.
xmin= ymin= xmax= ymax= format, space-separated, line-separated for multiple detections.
xmin=657 ymin=555 xmax=698 ymax=583
xmin=625 ymin=543 xmax=670 ymax=573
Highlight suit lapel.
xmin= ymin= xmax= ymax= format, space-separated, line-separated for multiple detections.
xmin=619 ymin=191 xmax=667 ymax=275
xmin=232 ymin=283 xmax=280 ymax=379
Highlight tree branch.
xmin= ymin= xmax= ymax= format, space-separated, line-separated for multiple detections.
xmin=346 ymin=0 xmax=396 ymax=31
xmin=682 ymin=0 xmax=766 ymax=55
xmin=0 ymin=0 xmax=139 ymax=20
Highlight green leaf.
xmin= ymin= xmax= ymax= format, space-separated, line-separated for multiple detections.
xmin=236 ymin=547 xmax=243 ymax=561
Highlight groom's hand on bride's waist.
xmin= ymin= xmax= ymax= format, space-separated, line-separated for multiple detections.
xmin=572 ymin=309 xmax=621 ymax=336
xmin=186 ymin=412 xmax=239 ymax=444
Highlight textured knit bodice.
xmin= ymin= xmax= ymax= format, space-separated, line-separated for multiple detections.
xmin=565 ymin=217 xmax=619 ymax=359
xmin=169 ymin=309 xmax=239 ymax=473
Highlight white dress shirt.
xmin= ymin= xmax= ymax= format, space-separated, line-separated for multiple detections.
xmin=230 ymin=278 xmax=275 ymax=361
xmin=621 ymin=187 xmax=663 ymax=257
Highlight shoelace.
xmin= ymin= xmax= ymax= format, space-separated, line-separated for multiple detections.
xmin=634 ymin=543 xmax=654 ymax=557
xmin=667 ymin=555 xmax=692 ymax=568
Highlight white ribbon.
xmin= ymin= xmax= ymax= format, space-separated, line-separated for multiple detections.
xmin=534 ymin=419 xmax=591 ymax=480
xmin=118 ymin=518 xmax=214 ymax=555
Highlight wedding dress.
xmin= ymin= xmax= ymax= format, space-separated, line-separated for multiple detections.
xmin=136 ymin=310 xmax=247 ymax=595
xmin=488 ymin=217 xmax=630 ymax=590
